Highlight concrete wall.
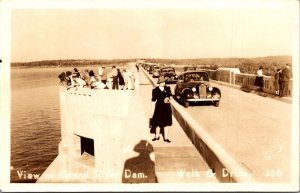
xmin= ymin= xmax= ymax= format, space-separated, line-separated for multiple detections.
xmin=59 ymin=87 xmax=132 ymax=182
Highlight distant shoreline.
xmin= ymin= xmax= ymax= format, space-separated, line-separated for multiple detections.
xmin=10 ymin=56 xmax=292 ymax=76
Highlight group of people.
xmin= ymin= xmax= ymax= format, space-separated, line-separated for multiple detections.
xmin=254 ymin=63 xmax=291 ymax=97
xmin=58 ymin=65 xmax=137 ymax=90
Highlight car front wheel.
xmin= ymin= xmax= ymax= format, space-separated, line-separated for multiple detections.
xmin=184 ymin=100 xmax=189 ymax=108
xmin=214 ymin=101 xmax=220 ymax=107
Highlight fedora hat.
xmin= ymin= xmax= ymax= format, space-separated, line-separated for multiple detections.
xmin=157 ymin=76 xmax=168 ymax=84
xmin=133 ymin=140 xmax=154 ymax=153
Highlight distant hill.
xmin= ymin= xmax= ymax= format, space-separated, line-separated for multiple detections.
xmin=11 ymin=55 xmax=292 ymax=76
xmin=11 ymin=59 xmax=136 ymax=68
xmin=144 ymin=55 xmax=292 ymax=76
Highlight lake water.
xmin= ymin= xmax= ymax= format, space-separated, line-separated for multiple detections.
xmin=10 ymin=67 xmax=102 ymax=183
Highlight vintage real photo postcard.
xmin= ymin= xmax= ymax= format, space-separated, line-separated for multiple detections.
xmin=0 ymin=0 xmax=299 ymax=192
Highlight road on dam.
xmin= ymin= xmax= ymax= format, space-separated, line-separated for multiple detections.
xmin=142 ymin=69 xmax=292 ymax=183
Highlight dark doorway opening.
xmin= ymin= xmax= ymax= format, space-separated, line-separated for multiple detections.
xmin=80 ymin=136 xmax=94 ymax=156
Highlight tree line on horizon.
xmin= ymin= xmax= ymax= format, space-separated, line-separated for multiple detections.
xmin=11 ymin=55 xmax=292 ymax=76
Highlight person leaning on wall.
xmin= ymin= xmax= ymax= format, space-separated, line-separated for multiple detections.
xmin=280 ymin=63 xmax=291 ymax=97
xmin=111 ymin=66 xmax=119 ymax=90
xmin=254 ymin=66 xmax=264 ymax=92
xmin=274 ymin=68 xmax=282 ymax=96
xmin=150 ymin=76 xmax=172 ymax=143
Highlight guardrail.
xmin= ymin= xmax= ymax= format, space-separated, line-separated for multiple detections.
xmin=204 ymin=69 xmax=293 ymax=96
xmin=141 ymin=68 xmax=256 ymax=183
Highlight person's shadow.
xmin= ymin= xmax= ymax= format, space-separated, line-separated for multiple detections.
xmin=122 ymin=140 xmax=158 ymax=183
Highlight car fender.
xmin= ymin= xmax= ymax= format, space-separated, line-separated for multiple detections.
xmin=212 ymin=87 xmax=221 ymax=98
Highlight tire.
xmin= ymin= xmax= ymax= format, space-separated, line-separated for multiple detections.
xmin=214 ymin=101 xmax=220 ymax=107
xmin=184 ymin=100 xmax=189 ymax=108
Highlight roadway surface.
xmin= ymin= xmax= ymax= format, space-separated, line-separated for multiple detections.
xmin=143 ymin=69 xmax=292 ymax=182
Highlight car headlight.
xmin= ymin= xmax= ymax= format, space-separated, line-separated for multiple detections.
xmin=208 ymin=87 xmax=213 ymax=91
xmin=192 ymin=87 xmax=196 ymax=92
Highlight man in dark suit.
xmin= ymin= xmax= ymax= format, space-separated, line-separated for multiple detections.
xmin=280 ymin=63 xmax=291 ymax=97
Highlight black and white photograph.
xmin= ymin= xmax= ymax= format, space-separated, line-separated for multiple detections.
xmin=0 ymin=0 xmax=299 ymax=192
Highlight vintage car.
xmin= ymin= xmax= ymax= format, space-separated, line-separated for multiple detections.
xmin=174 ymin=71 xmax=221 ymax=107
xmin=148 ymin=64 xmax=158 ymax=74
xmin=160 ymin=67 xmax=178 ymax=84
xmin=183 ymin=66 xmax=197 ymax=71
xmin=144 ymin=63 xmax=151 ymax=71
xmin=152 ymin=66 xmax=161 ymax=78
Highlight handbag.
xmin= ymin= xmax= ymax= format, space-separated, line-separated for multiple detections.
xmin=149 ymin=118 xmax=156 ymax=134
xmin=149 ymin=118 xmax=153 ymax=129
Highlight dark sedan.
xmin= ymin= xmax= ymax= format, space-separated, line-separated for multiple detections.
xmin=160 ymin=67 xmax=178 ymax=84
xmin=174 ymin=71 xmax=221 ymax=107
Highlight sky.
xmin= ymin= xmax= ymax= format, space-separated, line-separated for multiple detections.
xmin=9 ymin=0 xmax=298 ymax=62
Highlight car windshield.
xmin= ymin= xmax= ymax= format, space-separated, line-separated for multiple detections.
xmin=185 ymin=67 xmax=196 ymax=71
xmin=184 ymin=73 xmax=208 ymax=82
xmin=161 ymin=68 xmax=175 ymax=72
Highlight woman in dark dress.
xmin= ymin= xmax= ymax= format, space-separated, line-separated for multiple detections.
xmin=254 ymin=66 xmax=264 ymax=91
xmin=151 ymin=76 xmax=172 ymax=143
xmin=117 ymin=69 xmax=125 ymax=90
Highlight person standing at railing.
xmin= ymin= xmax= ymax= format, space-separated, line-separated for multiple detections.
xmin=82 ymin=69 xmax=90 ymax=86
xmin=99 ymin=66 xmax=108 ymax=84
xmin=274 ymin=69 xmax=282 ymax=96
xmin=280 ymin=63 xmax=291 ymax=97
xmin=254 ymin=66 xmax=264 ymax=92
xmin=150 ymin=76 xmax=172 ymax=143
xmin=111 ymin=66 xmax=119 ymax=90
xmin=117 ymin=68 xmax=125 ymax=90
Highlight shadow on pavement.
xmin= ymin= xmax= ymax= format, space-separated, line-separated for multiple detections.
xmin=122 ymin=140 xmax=158 ymax=183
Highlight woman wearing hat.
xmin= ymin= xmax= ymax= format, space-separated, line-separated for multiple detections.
xmin=150 ymin=76 xmax=172 ymax=143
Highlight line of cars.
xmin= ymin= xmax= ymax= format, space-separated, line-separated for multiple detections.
xmin=141 ymin=63 xmax=221 ymax=107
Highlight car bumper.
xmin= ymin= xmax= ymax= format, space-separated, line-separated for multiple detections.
xmin=186 ymin=98 xmax=220 ymax=102
xmin=165 ymin=78 xmax=178 ymax=83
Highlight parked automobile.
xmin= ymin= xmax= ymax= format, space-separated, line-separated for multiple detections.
xmin=183 ymin=66 xmax=197 ymax=71
xmin=152 ymin=66 xmax=161 ymax=78
xmin=144 ymin=63 xmax=151 ymax=71
xmin=174 ymin=71 xmax=221 ymax=107
xmin=148 ymin=64 xmax=158 ymax=74
xmin=160 ymin=67 xmax=178 ymax=84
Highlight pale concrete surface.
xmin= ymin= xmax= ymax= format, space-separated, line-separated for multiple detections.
xmin=146 ymin=70 xmax=293 ymax=183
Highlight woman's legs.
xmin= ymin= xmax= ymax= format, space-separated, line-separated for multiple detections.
xmin=155 ymin=127 xmax=160 ymax=138
xmin=152 ymin=127 xmax=160 ymax=141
